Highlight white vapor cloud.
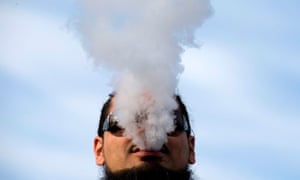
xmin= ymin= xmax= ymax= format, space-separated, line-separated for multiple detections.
xmin=73 ymin=0 xmax=212 ymax=150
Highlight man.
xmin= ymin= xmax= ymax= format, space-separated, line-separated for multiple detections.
xmin=94 ymin=94 xmax=195 ymax=180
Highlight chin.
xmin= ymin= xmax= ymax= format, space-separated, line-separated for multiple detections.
xmin=103 ymin=164 xmax=192 ymax=180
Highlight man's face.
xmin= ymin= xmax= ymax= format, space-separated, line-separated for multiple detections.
xmin=94 ymin=97 xmax=195 ymax=173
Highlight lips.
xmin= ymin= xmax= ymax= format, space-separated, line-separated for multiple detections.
xmin=129 ymin=144 xmax=169 ymax=154
xmin=129 ymin=145 xmax=169 ymax=163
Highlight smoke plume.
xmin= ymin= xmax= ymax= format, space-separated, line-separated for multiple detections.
xmin=75 ymin=0 xmax=212 ymax=150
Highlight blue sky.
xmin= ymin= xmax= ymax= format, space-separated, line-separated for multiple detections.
xmin=1 ymin=0 xmax=299 ymax=179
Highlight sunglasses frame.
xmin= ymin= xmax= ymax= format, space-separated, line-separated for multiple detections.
xmin=102 ymin=112 xmax=190 ymax=136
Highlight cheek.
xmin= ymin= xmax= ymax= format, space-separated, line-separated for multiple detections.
xmin=174 ymin=139 xmax=189 ymax=158
xmin=102 ymin=136 xmax=130 ymax=171
xmin=166 ymin=135 xmax=190 ymax=169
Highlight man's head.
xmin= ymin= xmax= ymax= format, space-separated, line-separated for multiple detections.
xmin=94 ymin=94 xmax=195 ymax=179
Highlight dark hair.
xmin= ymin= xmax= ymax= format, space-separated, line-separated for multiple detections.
xmin=97 ymin=93 xmax=191 ymax=137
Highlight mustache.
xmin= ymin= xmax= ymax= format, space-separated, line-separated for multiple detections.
xmin=129 ymin=144 xmax=170 ymax=154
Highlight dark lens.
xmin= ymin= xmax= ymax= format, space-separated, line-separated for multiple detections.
xmin=107 ymin=123 xmax=124 ymax=136
xmin=167 ymin=125 xmax=184 ymax=136
xmin=102 ymin=114 xmax=124 ymax=136
xmin=167 ymin=112 xmax=188 ymax=136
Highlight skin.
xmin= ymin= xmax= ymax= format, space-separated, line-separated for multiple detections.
xmin=94 ymin=97 xmax=195 ymax=172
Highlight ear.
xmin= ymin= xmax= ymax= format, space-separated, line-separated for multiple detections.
xmin=94 ymin=136 xmax=105 ymax=165
xmin=188 ymin=136 xmax=195 ymax=164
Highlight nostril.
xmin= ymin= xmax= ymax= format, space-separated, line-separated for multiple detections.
xmin=130 ymin=145 xmax=141 ymax=153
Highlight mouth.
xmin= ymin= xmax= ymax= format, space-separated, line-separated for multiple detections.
xmin=130 ymin=144 xmax=169 ymax=154
xmin=129 ymin=145 xmax=169 ymax=162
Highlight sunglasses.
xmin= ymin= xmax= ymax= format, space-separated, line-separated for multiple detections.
xmin=102 ymin=112 xmax=190 ymax=137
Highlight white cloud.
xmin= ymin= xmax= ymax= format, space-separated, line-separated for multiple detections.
xmin=1 ymin=2 xmax=299 ymax=180
xmin=0 ymin=4 xmax=112 ymax=115
xmin=1 ymin=132 xmax=97 ymax=180
xmin=0 ymin=5 xmax=108 ymax=179
xmin=0 ymin=5 xmax=86 ymax=76
xmin=181 ymin=42 xmax=300 ymax=151
xmin=182 ymin=43 xmax=247 ymax=94
xmin=192 ymin=160 xmax=264 ymax=180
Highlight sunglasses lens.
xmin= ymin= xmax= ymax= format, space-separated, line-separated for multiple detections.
xmin=167 ymin=126 xmax=183 ymax=136
xmin=103 ymin=112 xmax=189 ymax=137
xmin=106 ymin=115 xmax=124 ymax=136
xmin=108 ymin=123 xmax=124 ymax=136
xmin=167 ymin=113 xmax=189 ymax=136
